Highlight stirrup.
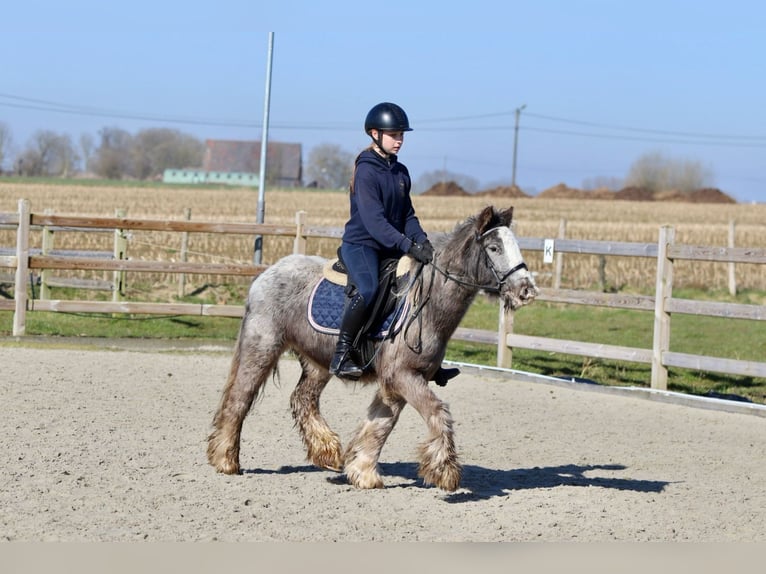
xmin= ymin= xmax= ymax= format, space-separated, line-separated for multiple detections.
xmin=330 ymin=351 xmax=363 ymax=380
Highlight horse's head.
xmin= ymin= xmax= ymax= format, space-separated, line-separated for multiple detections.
xmin=473 ymin=206 xmax=538 ymax=310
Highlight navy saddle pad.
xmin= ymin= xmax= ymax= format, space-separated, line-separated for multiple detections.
xmin=307 ymin=278 xmax=407 ymax=339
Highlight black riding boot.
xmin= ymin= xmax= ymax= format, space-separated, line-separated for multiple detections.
xmin=329 ymin=292 xmax=368 ymax=379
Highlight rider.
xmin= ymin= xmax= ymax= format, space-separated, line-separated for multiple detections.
xmin=329 ymin=102 xmax=435 ymax=379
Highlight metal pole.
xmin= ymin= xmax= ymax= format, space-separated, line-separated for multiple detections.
xmin=254 ymin=32 xmax=274 ymax=264
xmin=511 ymin=104 xmax=526 ymax=188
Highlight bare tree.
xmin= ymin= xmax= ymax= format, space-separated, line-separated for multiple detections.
xmin=0 ymin=121 xmax=12 ymax=173
xmin=626 ymin=151 xmax=714 ymax=193
xmin=305 ymin=143 xmax=354 ymax=188
xmin=18 ymin=130 xmax=78 ymax=177
xmin=131 ymin=128 xmax=204 ymax=180
xmin=92 ymin=127 xmax=133 ymax=179
xmin=79 ymin=133 xmax=95 ymax=173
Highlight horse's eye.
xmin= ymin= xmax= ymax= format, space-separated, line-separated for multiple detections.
xmin=487 ymin=245 xmax=499 ymax=254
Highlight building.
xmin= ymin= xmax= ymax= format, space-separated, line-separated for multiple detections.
xmin=203 ymin=139 xmax=303 ymax=187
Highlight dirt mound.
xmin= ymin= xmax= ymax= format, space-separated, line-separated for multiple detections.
xmin=617 ymin=186 xmax=736 ymax=203
xmin=474 ymin=185 xmax=530 ymax=198
xmin=537 ymin=183 xmax=613 ymax=200
xmin=614 ymin=186 xmax=656 ymax=201
xmin=421 ymin=181 xmax=470 ymax=196
xmin=538 ymin=183 xmax=737 ymax=203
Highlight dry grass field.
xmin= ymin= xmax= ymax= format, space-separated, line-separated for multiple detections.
xmin=1 ymin=181 xmax=765 ymax=298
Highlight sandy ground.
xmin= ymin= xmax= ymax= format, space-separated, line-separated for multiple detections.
xmin=1 ymin=340 xmax=765 ymax=542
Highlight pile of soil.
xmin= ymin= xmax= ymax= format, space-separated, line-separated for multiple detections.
xmin=536 ymin=183 xmax=736 ymax=204
xmin=420 ymin=181 xmax=470 ymax=197
xmin=537 ymin=183 xmax=614 ymax=200
xmin=420 ymin=180 xmax=737 ymax=204
xmin=474 ymin=185 xmax=530 ymax=198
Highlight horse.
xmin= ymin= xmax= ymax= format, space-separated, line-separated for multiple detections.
xmin=207 ymin=205 xmax=538 ymax=491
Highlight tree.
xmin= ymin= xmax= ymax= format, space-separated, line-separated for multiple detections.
xmin=305 ymin=143 xmax=354 ymax=188
xmin=130 ymin=128 xmax=204 ymax=180
xmin=79 ymin=133 xmax=95 ymax=173
xmin=92 ymin=127 xmax=133 ymax=179
xmin=18 ymin=130 xmax=78 ymax=177
xmin=0 ymin=121 xmax=12 ymax=172
xmin=625 ymin=151 xmax=714 ymax=193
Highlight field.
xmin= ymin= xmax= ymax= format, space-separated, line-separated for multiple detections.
xmin=2 ymin=180 xmax=765 ymax=296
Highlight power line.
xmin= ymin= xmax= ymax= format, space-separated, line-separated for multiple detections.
xmin=2 ymin=91 xmax=765 ymax=148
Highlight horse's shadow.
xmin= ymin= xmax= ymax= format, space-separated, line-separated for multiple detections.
xmin=243 ymin=462 xmax=670 ymax=503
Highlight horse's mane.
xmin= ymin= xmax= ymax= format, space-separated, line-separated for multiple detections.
xmin=433 ymin=206 xmax=514 ymax=278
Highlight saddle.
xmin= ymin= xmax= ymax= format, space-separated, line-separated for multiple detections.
xmin=307 ymin=253 xmax=460 ymax=387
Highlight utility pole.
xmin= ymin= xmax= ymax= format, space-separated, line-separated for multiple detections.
xmin=254 ymin=32 xmax=275 ymax=265
xmin=511 ymin=104 xmax=526 ymax=189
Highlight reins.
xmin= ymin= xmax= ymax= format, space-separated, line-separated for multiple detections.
xmin=370 ymin=225 xmax=529 ymax=360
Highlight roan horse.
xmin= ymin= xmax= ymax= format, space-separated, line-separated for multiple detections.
xmin=207 ymin=205 xmax=538 ymax=491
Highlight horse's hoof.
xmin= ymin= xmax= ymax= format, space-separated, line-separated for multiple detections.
xmin=212 ymin=460 xmax=241 ymax=475
xmin=344 ymin=465 xmax=385 ymax=489
xmin=419 ymin=461 xmax=463 ymax=492
xmin=350 ymin=474 xmax=385 ymax=489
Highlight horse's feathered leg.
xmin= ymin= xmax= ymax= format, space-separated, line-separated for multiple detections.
xmin=395 ymin=374 xmax=462 ymax=492
xmin=343 ymin=389 xmax=406 ymax=489
xmin=290 ymin=357 xmax=342 ymax=471
xmin=207 ymin=320 xmax=283 ymax=474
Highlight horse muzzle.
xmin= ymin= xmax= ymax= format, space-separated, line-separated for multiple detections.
xmin=502 ymin=275 xmax=539 ymax=311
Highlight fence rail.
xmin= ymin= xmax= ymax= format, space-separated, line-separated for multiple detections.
xmin=2 ymin=199 xmax=765 ymax=391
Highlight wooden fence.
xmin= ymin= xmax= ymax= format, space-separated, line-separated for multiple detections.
xmin=2 ymin=198 xmax=765 ymax=391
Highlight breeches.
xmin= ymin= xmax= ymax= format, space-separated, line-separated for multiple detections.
xmin=339 ymin=243 xmax=380 ymax=305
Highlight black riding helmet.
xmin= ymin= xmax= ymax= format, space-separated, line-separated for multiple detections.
xmin=364 ymin=102 xmax=412 ymax=154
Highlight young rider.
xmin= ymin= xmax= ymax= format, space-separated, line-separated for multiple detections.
xmin=329 ymin=102 xmax=435 ymax=379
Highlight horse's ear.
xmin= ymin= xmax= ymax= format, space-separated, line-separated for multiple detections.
xmin=475 ymin=206 xmax=496 ymax=235
xmin=499 ymin=206 xmax=514 ymax=226
xmin=475 ymin=205 xmax=514 ymax=236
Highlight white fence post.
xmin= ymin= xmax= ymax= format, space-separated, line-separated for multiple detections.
xmin=13 ymin=199 xmax=30 ymax=336
xmin=554 ymin=218 xmax=566 ymax=289
xmin=728 ymin=220 xmax=737 ymax=296
xmin=651 ymin=225 xmax=675 ymax=390
xmin=497 ymin=304 xmax=514 ymax=368
xmin=178 ymin=207 xmax=191 ymax=298
xmin=294 ymin=211 xmax=307 ymax=255
xmin=40 ymin=208 xmax=54 ymax=301
xmin=113 ymin=208 xmax=127 ymax=302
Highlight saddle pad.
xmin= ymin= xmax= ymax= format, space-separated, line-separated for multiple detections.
xmin=307 ymin=278 xmax=408 ymax=339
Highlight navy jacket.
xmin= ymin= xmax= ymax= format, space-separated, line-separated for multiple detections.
xmin=341 ymin=149 xmax=427 ymax=255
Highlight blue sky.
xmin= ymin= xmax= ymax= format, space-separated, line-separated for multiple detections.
xmin=2 ymin=0 xmax=765 ymax=202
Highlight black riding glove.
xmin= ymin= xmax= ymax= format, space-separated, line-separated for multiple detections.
xmin=408 ymin=239 xmax=434 ymax=264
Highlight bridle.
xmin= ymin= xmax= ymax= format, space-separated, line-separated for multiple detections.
xmin=431 ymin=226 xmax=528 ymax=294
xmin=390 ymin=226 xmax=529 ymax=355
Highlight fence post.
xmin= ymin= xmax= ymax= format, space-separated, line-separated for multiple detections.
xmin=13 ymin=199 xmax=30 ymax=336
xmin=113 ymin=208 xmax=127 ymax=302
xmin=651 ymin=225 xmax=674 ymax=390
xmin=178 ymin=207 xmax=191 ymax=298
xmin=728 ymin=220 xmax=737 ymax=296
xmin=497 ymin=303 xmax=514 ymax=368
xmin=554 ymin=218 xmax=566 ymax=289
xmin=39 ymin=208 xmax=54 ymax=301
xmin=294 ymin=210 xmax=307 ymax=255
